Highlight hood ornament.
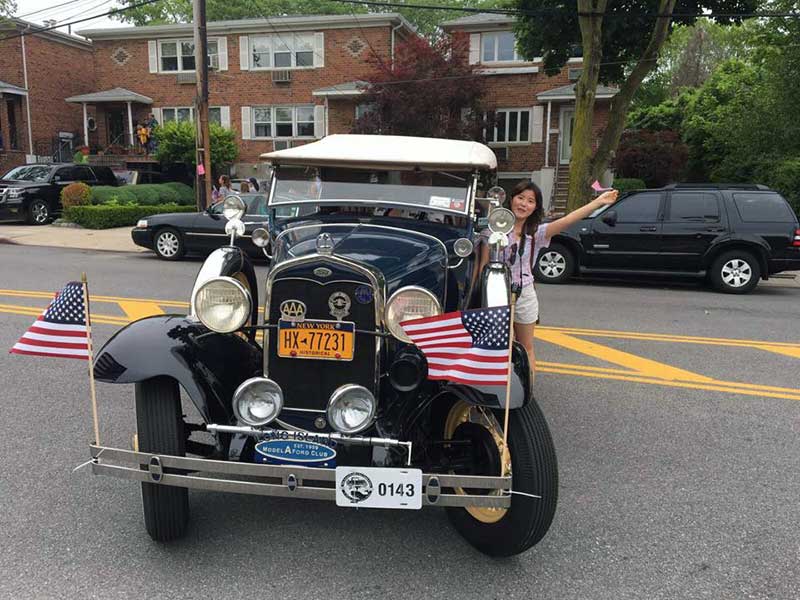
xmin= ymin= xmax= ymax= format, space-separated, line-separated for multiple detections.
xmin=316 ymin=233 xmax=334 ymax=255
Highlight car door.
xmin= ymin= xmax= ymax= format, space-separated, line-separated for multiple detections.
xmin=50 ymin=166 xmax=76 ymax=207
xmin=73 ymin=165 xmax=97 ymax=186
xmin=186 ymin=201 xmax=228 ymax=252
xmin=660 ymin=191 xmax=725 ymax=271
xmin=583 ymin=191 xmax=665 ymax=269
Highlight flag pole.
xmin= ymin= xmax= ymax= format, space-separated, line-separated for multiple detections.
xmin=501 ymin=292 xmax=517 ymax=473
xmin=81 ymin=273 xmax=100 ymax=446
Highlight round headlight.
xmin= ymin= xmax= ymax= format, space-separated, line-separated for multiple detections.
xmin=486 ymin=185 xmax=506 ymax=206
xmin=453 ymin=237 xmax=474 ymax=258
xmin=233 ymin=377 xmax=283 ymax=426
xmin=385 ymin=286 xmax=442 ymax=343
xmin=327 ymin=384 xmax=376 ymax=434
xmin=223 ymin=195 xmax=246 ymax=220
xmin=488 ymin=208 xmax=515 ymax=235
xmin=194 ymin=276 xmax=251 ymax=333
xmin=252 ymin=228 xmax=269 ymax=248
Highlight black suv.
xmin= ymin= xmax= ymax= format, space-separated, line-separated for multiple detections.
xmin=0 ymin=163 xmax=118 ymax=225
xmin=535 ymin=184 xmax=800 ymax=293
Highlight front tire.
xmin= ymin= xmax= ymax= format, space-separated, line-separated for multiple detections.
xmin=135 ymin=376 xmax=189 ymax=542
xmin=26 ymin=199 xmax=51 ymax=225
xmin=710 ymin=250 xmax=760 ymax=294
xmin=444 ymin=400 xmax=558 ymax=557
xmin=153 ymin=227 xmax=185 ymax=260
xmin=534 ymin=243 xmax=575 ymax=284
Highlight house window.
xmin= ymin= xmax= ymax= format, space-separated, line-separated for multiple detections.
xmin=355 ymin=103 xmax=376 ymax=120
xmin=249 ymin=34 xmax=316 ymax=69
xmin=251 ymin=105 xmax=316 ymax=139
xmin=485 ymin=109 xmax=531 ymax=144
xmin=159 ymin=39 xmax=218 ymax=72
xmin=162 ymin=106 xmax=223 ymax=124
xmin=481 ymin=32 xmax=522 ymax=63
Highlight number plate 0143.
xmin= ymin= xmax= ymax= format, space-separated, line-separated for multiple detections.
xmin=277 ymin=319 xmax=355 ymax=361
xmin=335 ymin=467 xmax=422 ymax=510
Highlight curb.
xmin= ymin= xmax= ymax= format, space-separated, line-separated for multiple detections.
xmin=0 ymin=236 xmax=18 ymax=245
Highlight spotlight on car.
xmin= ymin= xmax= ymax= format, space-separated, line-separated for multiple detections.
xmin=488 ymin=208 xmax=515 ymax=235
xmin=327 ymin=384 xmax=376 ymax=434
xmin=486 ymin=185 xmax=506 ymax=206
xmin=233 ymin=377 xmax=283 ymax=426
xmin=453 ymin=237 xmax=474 ymax=258
xmin=223 ymin=195 xmax=246 ymax=220
xmin=193 ymin=276 xmax=251 ymax=333
xmin=252 ymin=228 xmax=270 ymax=248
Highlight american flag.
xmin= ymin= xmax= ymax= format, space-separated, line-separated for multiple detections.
xmin=400 ymin=306 xmax=511 ymax=385
xmin=10 ymin=282 xmax=89 ymax=360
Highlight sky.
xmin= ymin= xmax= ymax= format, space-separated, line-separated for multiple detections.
xmin=14 ymin=0 xmax=126 ymax=37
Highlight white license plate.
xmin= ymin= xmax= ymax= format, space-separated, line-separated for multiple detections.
xmin=335 ymin=466 xmax=422 ymax=510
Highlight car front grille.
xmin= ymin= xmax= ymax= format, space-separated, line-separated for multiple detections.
xmin=265 ymin=265 xmax=380 ymax=413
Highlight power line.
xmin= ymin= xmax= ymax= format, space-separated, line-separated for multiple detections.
xmin=0 ymin=0 xmax=163 ymax=43
xmin=59 ymin=0 xmax=114 ymax=25
xmin=15 ymin=0 xmax=98 ymax=20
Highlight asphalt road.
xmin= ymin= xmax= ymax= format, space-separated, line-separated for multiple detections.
xmin=1 ymin=245 xmax=798 ymax=600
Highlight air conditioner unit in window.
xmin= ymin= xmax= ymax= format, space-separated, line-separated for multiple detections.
xmin=176 ymin=72 xmax=195 ymax=85
xmin=272 ymin=70 xmax=292 ymax=83
xmin=273 ymin=139 xmax=292 ymax=151
xmin=494 ymin=147 xmax=509 ymax=161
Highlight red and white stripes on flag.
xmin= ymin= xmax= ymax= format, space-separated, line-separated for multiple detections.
xmin=10 ymin=281 xmax=89 ymax=360
xmin=400 ymin=306 xmax=512 ymax=386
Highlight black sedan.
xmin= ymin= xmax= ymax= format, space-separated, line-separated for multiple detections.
xmin=132 ymin=194 xmax=294 ymax=260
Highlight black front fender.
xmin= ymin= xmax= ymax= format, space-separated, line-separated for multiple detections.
xmin=93 ymin=315 xmax=263 ymax=424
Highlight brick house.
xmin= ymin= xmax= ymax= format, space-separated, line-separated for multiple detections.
xmin=0 ymin=19 xmax=94 ymax=174
xmin=442 ymin=14 xmax=617 ymax=211
xmin=74 ymin=13 xmax=415 ymax=180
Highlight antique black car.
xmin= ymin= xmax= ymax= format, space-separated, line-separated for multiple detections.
xmin=90 ymin=135 xmax=558 ymax=557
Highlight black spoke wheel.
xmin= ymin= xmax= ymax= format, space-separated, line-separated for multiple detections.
xmin=135 ymin=376 xmax=189 ymax=542
xmin=443 ymin=399 xmax=558 ymax=557
xmin=26 ymin=200 xmax=51 ymax=225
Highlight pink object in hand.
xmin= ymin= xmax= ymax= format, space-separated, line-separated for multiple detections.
xmin=591 ymin=180 xmax=610 ymax=192
xmin=197 ymin=164 xmax=206 ymax=176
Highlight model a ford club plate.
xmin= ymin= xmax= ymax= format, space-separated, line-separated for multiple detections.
xmin=277 ymin=319 xmax=355 ymax=360
xmin=335 ymin=467 xmax=423 ymax=510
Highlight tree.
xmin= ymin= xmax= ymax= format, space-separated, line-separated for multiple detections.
xmin=154 ymin=121 xmax=239 ymax=171
xmin=114 ymin=0 xmax=506 ymax=38
xmin=514 ymin=0 xmax=758 ymax=210
xmin=354 ymin=33 xmax=487 ymax=140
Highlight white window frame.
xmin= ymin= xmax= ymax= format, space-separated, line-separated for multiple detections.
xmin=355 ymin=102 xmax=377 ymax=120
xmin=161 ymin=106 xmax=224 ymax=124
xmin=250 ymin=105 xmax=317 ymax=140
xmin=158 ymin=38 xmax=219 ymax=73
xmin=248 ymin=33 xmax=316 ymax=70
xmin=485 ymin=108 xmax=532 ymax=146
xmin=481 ymin=31 xmax=523 ymax=63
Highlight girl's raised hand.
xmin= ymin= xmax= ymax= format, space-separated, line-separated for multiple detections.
xmin=595 ymin=189 xmax=619 ymax=206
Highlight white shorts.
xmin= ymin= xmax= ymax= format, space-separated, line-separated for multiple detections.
xmin=514 ymin=284 xmax=539 ymax=325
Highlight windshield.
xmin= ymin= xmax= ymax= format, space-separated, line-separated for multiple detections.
xmin=270 ymin=166 xmax=471 ymax=214
xmin=3 ymin=165 xmax=52 ymax=182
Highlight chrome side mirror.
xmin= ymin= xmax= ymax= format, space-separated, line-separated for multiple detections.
xmin=252 ymin=227 xmax=272 ymax=259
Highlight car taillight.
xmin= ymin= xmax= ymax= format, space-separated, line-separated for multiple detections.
xmin=794 ymin=228 xmax=800 ymax=247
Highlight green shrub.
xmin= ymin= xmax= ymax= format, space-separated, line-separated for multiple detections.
xmin=763 ymin=158 xmax=800 ymax=216
xmin=613 ymin=178 xmax=647 ymax=195
xmin=64 ymin=204 xmax=196 ymax=229
xmin=89 ymin=183 xmax=195 ymax=206
xmin=60 ymin=182 xmax=91 ymax=208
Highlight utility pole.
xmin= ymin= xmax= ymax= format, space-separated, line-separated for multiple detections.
xmin=193 ymin=0 xmax=213 ymax=210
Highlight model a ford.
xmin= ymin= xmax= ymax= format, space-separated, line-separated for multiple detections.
xmin=90 ymin=135 xmax=558 ymax=557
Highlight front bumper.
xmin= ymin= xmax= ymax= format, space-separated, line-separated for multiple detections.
xmin=131 ymin=227 xmax=154 ymax=249
xmin=89 ymin=445 xmax=512 ymax=509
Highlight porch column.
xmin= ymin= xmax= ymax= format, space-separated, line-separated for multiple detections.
xmin=82 ymin=103 xmax=89 ymax=147
xmin=544 ymin=101 xmax=552 ymax=168
xmin=127 ymin=101 xmax=134 ymax=146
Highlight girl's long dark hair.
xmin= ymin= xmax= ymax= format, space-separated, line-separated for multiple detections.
xmin=504 ymin=179 xmax=544 ymax=263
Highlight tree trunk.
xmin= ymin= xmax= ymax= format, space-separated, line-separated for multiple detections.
xmin=567 ymin=0 xmax=607 ymax=211
xmin=589 ymin=0 xmax=677 ymax=183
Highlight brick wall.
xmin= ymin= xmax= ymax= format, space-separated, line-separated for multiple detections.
xmin=91 ymin=26 xmax=392 ymax=164
xmin=0 ymin=34 xmax=28 ymax=171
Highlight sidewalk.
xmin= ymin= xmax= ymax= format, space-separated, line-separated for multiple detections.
xmin=0 ymin=224 xmax=144 ymax=253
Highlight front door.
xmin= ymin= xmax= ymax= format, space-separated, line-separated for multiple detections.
xmin=559 ymin=108 xmax=574 ymax=164
xmin=583 ymin=191 xmax=665 ymax=269
xmin=107 ymin=109 xmax=125 ymax=146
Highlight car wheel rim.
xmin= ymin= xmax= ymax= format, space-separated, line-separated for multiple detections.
xmin=32 ymin=203 xmax=48 ymax=224
xmin=721 ymin=258 xmax=752 ymax=287
xmin=539 ymin=251 xmax=566 ymax=278
xmin=156 ymin=232 xmax=179 ymax=257
xmin=444 ymin=400 xmax=510 ymax=524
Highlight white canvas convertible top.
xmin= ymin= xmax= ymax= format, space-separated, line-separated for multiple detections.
xmin=261 ymin=134 xmax=497 ymax=170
